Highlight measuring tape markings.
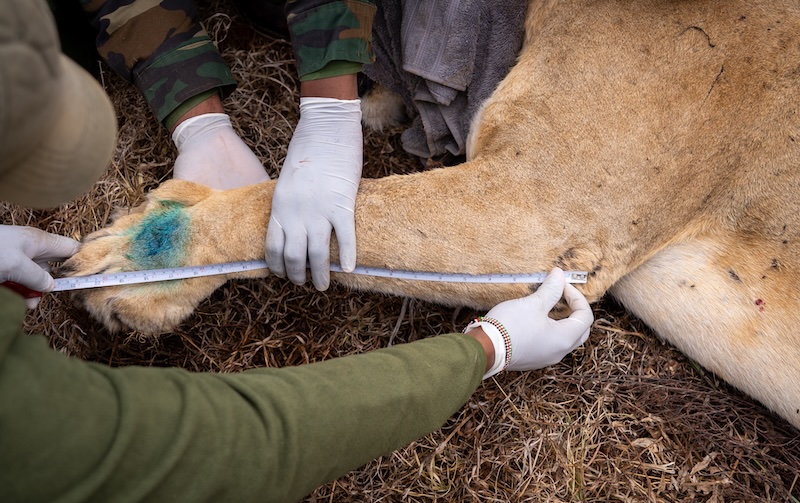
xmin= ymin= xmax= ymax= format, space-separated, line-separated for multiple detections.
xmin=337 ymin=264 xmax=588 ymax=284
xmin=52 ymin=261 xmax=269 ymax=292
xmin=52 ymin=260 xmax=588 ymax=292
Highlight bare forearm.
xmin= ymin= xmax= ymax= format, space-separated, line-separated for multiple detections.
xmin=300 ymin=74 xmax=359 ymax=100
xmin=169 ymin=93 xmax=225 ymax=133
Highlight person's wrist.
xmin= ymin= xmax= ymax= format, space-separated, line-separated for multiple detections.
xmin=464 ymin=319 xmax=508 ymax=379
xmin=170 ymin=93 xmax=225 ymax=133
xmin=464 ymin=327 xmax=495 ymax=374
xmin=300 ymin=73 xmax=358 ymax=100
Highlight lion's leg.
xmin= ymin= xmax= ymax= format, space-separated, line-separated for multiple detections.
xmin=66 ymin=160 xmax=624 ymax=334
xmin=609 ymin=234 xmax=800 ymax=428
xmin=330 ymin=162 xmax=615 ymax=309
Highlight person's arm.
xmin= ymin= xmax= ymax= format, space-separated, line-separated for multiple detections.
xmin=0 ymin=269 xmax=591 ymax=503
xmin=299 ymin=73 xmax=358 ymax=99
xmin=169 ymin=92 xmax=226 ymax=125
xmin=80 ymin=0 xmax=236 ymax=127
xmin=469 ymin=328 xmax=496 ymax=374
xmin=0 ymin=287 xmax=485 ymax=503
xmin=266 ymin=1 xmax=376 ymax=291
xmin=80 ymin=1 xmax=268 ymax=189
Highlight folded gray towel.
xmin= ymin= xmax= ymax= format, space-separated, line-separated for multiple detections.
xmin=363 ymin=0 xmax=527 ymax=160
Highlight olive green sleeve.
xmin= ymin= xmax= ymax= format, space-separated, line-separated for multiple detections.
xmin=0 ymin=289 xmax=484 ymax=503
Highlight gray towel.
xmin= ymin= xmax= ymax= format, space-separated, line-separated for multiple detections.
xmin=363 ymin=0 xmax=527 ymax=160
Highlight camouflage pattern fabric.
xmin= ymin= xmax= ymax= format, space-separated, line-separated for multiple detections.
xmin=79 ymin=0 xmax=375 ymax=123
xmin=80 ymin=0 xmax=237 ymax=123
xmin=286 ymin=0 xmax=376 ymax=79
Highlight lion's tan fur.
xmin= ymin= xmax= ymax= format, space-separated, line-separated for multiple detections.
xmin=66 ymin=0 xmax=800 ymax=428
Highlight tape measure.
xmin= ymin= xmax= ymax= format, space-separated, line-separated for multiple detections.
xmin=48 ymin=260 xmax=588 ymax=292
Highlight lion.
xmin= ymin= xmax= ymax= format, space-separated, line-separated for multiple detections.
xmin=64 ymin=0 xmax=800 ymax=429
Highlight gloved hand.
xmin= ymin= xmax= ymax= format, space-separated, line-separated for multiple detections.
xmin=172 ymin=113 xmax=270 ymax=190
xmin=266 ymin=97 xmax=363 ymax=291
xmin=464 ymin=267 xmax=594 ymax=378
xmin=0 ymin=225 xmax=80 ymax=309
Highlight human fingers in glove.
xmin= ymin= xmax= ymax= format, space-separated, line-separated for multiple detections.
xmin=266 ymin=75 xmax=362 ymax=291
xmin=171 ymin=94 xmax=269 ymax=190
xmin=464 ymin=267 xmax=594 ymax=378
xmin=0 ymin=225 xmax=80 ymax=309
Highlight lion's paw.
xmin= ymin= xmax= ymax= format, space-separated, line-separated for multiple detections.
xmin=62 ymin=180 xmax=226 ymax=334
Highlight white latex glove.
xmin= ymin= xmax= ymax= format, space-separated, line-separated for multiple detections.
xmin=172 ymin=113 xmax=270 ymax=190
xmin=266 ymin=97 xmax=363 ymax=291
xmin=465 ymin=267 xmax=594 ymax=379
xmin=0 ymin=225 xmax=80 ymax=309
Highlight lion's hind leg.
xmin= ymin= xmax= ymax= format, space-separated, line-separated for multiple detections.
xmin=609 ymin=234 xmax=800 ymax=429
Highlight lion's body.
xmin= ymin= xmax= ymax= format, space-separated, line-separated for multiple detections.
xmin=67 ymin=0 xmax=800 ymax=428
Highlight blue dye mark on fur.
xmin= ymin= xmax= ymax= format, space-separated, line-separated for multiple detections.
xmin=126 ymin=200 xmax=190 ymax=270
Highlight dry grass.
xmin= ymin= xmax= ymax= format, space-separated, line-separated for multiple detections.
xmin=4 ymin=1 xmax=799 ymax=501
